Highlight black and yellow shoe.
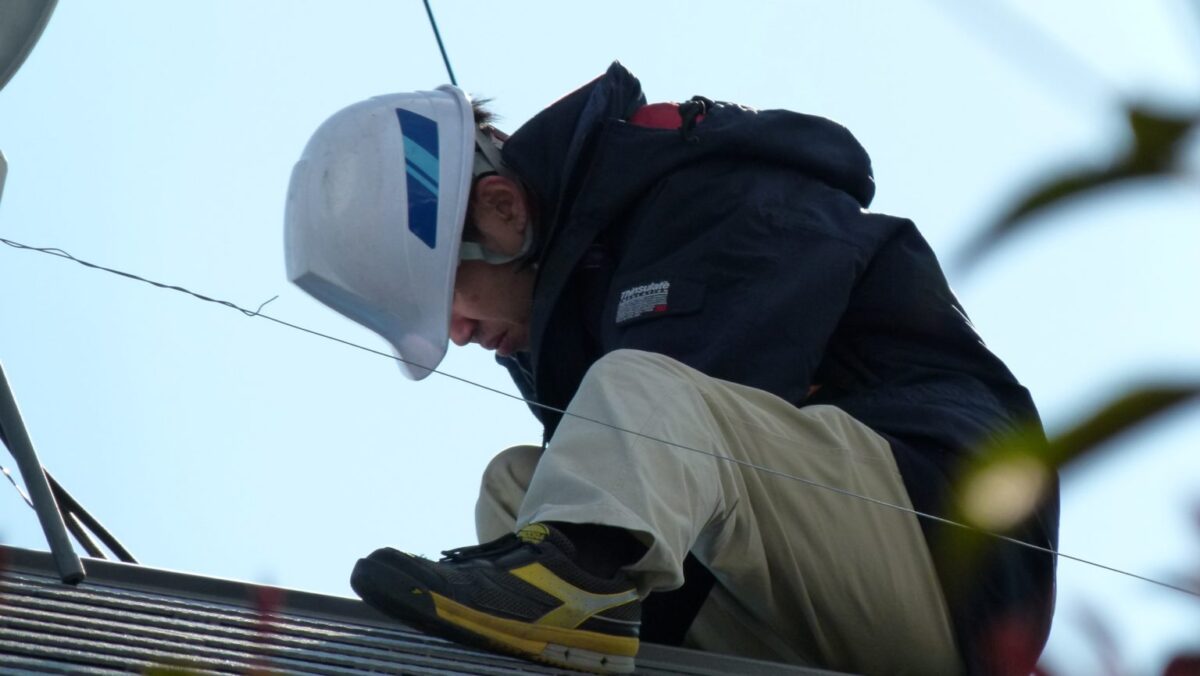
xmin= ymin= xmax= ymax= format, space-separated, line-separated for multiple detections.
xmin=350 ymin=523 xmax=641 ymax=674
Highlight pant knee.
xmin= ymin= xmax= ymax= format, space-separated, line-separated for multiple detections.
xmin=478 ymin=444 xmax=542 ymax=499
xmin=589 ymin=348 xmax=674 ymax=375
xmin=475 ymin=444 xmax=543 ymax=542
xmin=579 ymin=349 xmax=693 ymax=399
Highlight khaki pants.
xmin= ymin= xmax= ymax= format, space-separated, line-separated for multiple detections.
xmin=475 ymin=350 xmax=960 ymax=675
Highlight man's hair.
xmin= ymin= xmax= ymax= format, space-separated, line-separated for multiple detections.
xmin=464 ymin=96 xmax=505 ymax=244
xmin=472 ymin=97 xmax=497 ymax=128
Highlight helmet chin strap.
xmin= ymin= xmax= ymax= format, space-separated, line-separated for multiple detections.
xmin=459 ymin=224 xmax=534 ymax=265
xmin=473 ymin=127 xmax=506 ymax=177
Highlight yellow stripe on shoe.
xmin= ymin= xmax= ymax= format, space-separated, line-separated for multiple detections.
xmin=430 ymin=590 xmax=640 ymax=658
xmin=508 ymin=563 xmax=640 ymax=629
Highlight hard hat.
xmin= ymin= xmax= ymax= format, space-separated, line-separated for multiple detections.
xmin=285 ymin=86 xmax=501 ymax=380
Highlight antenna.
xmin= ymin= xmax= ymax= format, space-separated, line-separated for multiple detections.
xmin=0 ymin=364 xmax=139 ymax=571
xmin=0 ymin=363 xmax=85 ymax=583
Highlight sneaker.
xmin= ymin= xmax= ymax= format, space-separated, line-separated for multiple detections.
xmin=350 ymin=523 xmax=642 ymax=674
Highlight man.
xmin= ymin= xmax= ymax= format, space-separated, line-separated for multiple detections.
xmin=285 ymin=62 xmax=1058 ymax=675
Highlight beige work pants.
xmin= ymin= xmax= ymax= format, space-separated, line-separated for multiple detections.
xmin=475 ymin=349 xmax=960 ymax=675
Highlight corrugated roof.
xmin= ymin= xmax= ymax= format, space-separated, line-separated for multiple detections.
xmin=0 ymin=545 xmax=836 ymax=674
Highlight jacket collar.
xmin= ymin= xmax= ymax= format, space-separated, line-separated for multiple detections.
xmin=501 ymin=62 xmax=647 ymax=375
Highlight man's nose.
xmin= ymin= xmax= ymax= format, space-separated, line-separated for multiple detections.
xmin=449 ymin=315 xmax=477 ymax=346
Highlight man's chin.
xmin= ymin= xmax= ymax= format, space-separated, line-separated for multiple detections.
xmin=495 ymin=332 xmax=527 ymax=358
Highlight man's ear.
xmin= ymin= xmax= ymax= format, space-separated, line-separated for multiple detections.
xmin=471 ymin=175 xmax=529 ymax=255
xmin=474 ymin=175 xmax=523 ymax=223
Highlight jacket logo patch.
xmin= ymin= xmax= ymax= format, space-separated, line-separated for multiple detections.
xmin=616 ymin=281 xmax=670 ymax=324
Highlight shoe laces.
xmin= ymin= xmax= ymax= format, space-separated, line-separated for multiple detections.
xmin=439 ymin=533 xmax=528 ymax=562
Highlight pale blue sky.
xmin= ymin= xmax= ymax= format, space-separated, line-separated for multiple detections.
xmin=2 ymin=2 xmax=1198 ymax=673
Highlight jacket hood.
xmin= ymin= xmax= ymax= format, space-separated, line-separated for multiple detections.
xmin=502 ymin=62 xmax=877 ymax=256
xmin=500 ymin=62 xmax=647 ymax=259
xmin=503 ymin=62 xmax=879 ymax=386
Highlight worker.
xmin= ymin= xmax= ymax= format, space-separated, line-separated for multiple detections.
xmin=284 ymin=62 xmax=1058 ymax=675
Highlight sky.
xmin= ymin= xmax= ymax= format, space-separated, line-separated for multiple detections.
xmin=1 ymin=1 xmax=1198 ymax=673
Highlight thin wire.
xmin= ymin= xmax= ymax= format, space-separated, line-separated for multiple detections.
xmin=0 ymin=238 xmax=278 ymax=317
xmin=421 ymin=0 xmax=458 ymax=86
xmin=3 ymin=236 xmax=1198 ymax=600
xmin=1 ymin=463 xmax=35 ymax=508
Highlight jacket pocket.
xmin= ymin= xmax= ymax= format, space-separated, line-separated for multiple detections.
xmin=607 ymin=277 xmax=706 ymax=328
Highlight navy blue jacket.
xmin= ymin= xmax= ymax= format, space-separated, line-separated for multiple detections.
xmin=498 ymin=62 xmax=1058 ymax=674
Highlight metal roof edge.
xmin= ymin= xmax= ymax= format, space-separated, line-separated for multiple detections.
xmin=1 ymin=543 xmax=385 ymax=627
xmin=1 ymin=544 xmax=840 ymax=675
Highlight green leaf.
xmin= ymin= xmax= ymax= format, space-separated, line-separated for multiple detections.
xmin=956 ymin=383 xmax=1199 ymax=533
xmin=1048 ymin=384 xmax=1200 ymax=466
xmin=957 ymin=106 xmax=1198 ymax=269
xmin=934 ymin=384 xmax=1199 ymax=595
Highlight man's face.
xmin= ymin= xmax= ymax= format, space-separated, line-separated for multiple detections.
xmin=450 ymin=259 xmax=535 ymax=357
xmin=448 ymin=174 xmax=535 ymax=358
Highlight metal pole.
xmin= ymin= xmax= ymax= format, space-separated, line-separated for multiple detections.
xmin=0 ymin=362 xmax=85 ymax=584
xmin=48 ymin=470 xmax=138 ymax=563
xmin=63 ymin=511 xmax=105 ymax=559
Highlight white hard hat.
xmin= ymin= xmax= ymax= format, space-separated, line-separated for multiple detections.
xmin=285 ymin=86 xmax=504 ymax=380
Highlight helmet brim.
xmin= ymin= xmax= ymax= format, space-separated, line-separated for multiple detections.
xmin=285 ymin=86 xmax=477 ymax=381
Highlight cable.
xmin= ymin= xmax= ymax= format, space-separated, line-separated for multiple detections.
xmin=0 ymin=238 xmax=277 ymax=317
xmin=2 ymin=463 xmax=34 ymax=508
xmin=421 ymin=0 xmax=457 ymax=87
xmin=3 ymin=236 xmax=1197 ymax=600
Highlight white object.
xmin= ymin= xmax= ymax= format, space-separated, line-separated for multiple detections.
xmin=286 ymin=86 xmax=488 ymax=380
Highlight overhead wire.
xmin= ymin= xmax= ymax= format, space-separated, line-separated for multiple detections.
xmin=2 ymin=235 xmax=1197 ymax=600
xmin=422 ymin=0 xmax=457 ymax=86
xmin=0 ymin=238 xmax=277 ymax=317
xmin=2 ymin=462 xmax=34 ymax=508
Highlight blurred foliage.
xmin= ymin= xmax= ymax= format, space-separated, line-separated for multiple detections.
xmin=1034 ymin=506 xmax=1200 ymax=676
xmin=950 ymin=47 xmax=1200 ymax=671
xmin=955 ymin=61 xmax=1200 ymax=539
xmin=959 ymin=105 xmax=1199 ymax=268
xmin=958 ymin=385 xmax=1200 ymax=533
xmin=141 ymin=665 xmax=205 ymax=675
xmin=950 ymin=8 xmax=1200 ymax=670
xmin=938 ymin=387 xmax=1200 ymax=672
xmin=1049 ymin=385 xmax=1200 ymax=467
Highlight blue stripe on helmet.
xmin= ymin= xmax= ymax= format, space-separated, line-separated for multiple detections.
xmin=395 ymin=108 xmax=440 ymax=249
xmin=405 ymin=159 xmax=439 ymax=197
xmin=402 ymin=137 xmax=440 ymax=190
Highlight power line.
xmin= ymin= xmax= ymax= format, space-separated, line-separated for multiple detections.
xmin=0 ymin=238 xmax=277 ymax=318
xmin=3 ymin=235 xmax=1197 ymax=601
xmin=421 ymin=0 xmax=457 ymax=86
xmin=2 ymin=463 xmax=34 ymax=508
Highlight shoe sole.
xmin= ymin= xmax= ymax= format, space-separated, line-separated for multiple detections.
xmin=351 ymin=555 xmax=636 ymax=674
